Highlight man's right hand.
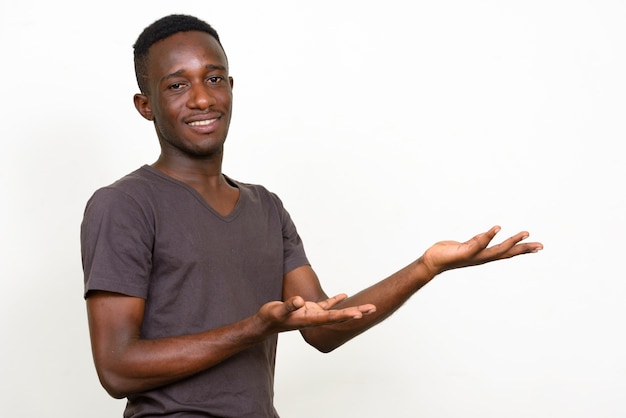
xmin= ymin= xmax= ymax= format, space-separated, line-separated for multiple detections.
xmin=256 ymin=294 xmax=377 ymax=334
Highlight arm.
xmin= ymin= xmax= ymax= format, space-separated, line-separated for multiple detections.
xmin=86 ymin=289 xmax=374 ymax=398
xmin=284 ymin=226 xmax=543 ymax=353
xmin=83 ymin=186 xmax=378 ymax=398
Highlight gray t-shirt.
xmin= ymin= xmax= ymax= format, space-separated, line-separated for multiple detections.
xmin=81 ymin=165 xmax=310 ymax=417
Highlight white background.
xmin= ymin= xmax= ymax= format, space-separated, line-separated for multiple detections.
xmin=1 ymin=1 xmax=625 ymax=417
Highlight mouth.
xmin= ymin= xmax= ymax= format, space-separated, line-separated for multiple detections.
xmin=185 ymin=114 xmax=222 ymax=134
xmin=187 ymin=118 xmax=218 ymax=127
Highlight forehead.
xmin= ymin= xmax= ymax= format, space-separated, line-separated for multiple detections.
xmin=146 ymin=30 xmax=228 ymax=79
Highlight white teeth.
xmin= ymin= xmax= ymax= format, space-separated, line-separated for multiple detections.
xmin=188 ymin=119 xmax=214 ymax=126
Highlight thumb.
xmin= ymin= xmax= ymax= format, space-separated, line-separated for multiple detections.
xmin=284 ymin=296 xmax=305 ymax=313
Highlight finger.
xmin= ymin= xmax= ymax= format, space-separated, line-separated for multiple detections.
xmin=357 ymin=303 xmax=377 ymax=315
xmin=499 ymin=240 xmax=544 ymax=258
xmin=328 ymin=304 xmax=376 ymax=320
xmin=317 ymin=293 xmax=348 ymax=310
xmin=494 ymin=231 xmax=531 ymax=252
xmin=483 ymin=232 xmax=543 ymax=260
xmin=464 ymin=225 xmax=501 ymax=253
xmin=321 ymin=306 xmax=369 ymax=321
xmin=283 ymin=296 xmax=305 ymax=313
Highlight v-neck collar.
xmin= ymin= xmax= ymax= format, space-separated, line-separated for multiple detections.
xmin=141 ymin=165 xmax=244 ymax=222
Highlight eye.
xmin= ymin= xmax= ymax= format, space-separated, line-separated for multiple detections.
xmin=169 ymin=82 xmax=186 ymax=90
xmin=207 ymin=76 xmax=223 ymax=85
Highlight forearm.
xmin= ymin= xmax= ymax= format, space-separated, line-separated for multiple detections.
xmin=92 ymin=314 xmax=268 ymax=398
xmin=302 ymin=257 xmax=436 ymax=352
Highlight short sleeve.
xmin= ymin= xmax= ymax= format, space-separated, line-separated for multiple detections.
xmin=80 ymin=187 xmax=154 ymax=299
xmin=270 ymin=192 xmax=310 ymax=275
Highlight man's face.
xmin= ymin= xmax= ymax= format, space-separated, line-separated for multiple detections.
xmin=136 ymin=30 xmax=234 ymax=159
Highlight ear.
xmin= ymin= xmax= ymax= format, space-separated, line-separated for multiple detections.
xmin=133 ymin=93 xmax=154 ymax=121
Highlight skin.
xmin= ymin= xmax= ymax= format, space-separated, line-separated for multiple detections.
xmin=87 ymin=30 xmax=544 ymax=399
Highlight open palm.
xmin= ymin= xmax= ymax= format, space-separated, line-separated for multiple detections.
xmin=422 ymin=226 xmax=543 ymax=276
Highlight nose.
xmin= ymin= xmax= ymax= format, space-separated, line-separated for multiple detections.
xmin=187 ymin=83 xmax=216 ymax=110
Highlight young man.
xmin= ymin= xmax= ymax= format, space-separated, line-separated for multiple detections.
xmin=81 ymin=14 xmax=543 ymax=417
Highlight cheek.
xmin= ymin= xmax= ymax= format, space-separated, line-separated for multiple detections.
xmin=158 ymin=98 xmax=185 ymax=120
xmin=219 ymin=92 xmax=233 ymax=111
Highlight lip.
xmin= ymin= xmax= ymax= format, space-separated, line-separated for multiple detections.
xmin=185 ymin=113 xmax=221 ymax=133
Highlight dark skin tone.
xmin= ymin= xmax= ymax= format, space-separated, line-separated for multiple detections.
xmin=87 ymin=30 xmax=544 ymax=399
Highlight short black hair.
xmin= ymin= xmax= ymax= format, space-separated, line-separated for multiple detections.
xmin=133 ymin=14 xmax=225 ymax=93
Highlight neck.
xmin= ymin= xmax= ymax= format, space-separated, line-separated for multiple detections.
xmin=151 ymin=152 xmax=239 ymax=216
xmin=152 ymin=153 xmax=225 ymax=189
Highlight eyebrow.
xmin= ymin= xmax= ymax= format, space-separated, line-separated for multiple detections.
xmin=163 ymin=64 xmax=227 ymax=81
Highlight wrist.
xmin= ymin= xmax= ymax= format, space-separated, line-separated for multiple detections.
xmin=414 ymin=256 xmax=439 ymax=284
xmin=249 ymin=312 xmax=274 ymax=340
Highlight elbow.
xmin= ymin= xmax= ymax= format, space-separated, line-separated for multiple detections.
xmin=313 ymin=344 xmax=338 ymax=354
xmin=106 ymin=388 xmax=128 ymax=400
xmin=95 ymin=367 xmax=135 ymax=399
xmin=308 ymin=337 xmax=340 ymax=354
xmin=301 ymin=329 xmax=343 ymax=354
xmin=99 ymin=378 xmax=128 ymax=399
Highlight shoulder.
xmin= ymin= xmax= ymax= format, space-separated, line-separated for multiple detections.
xmin=96 ymin=165 xmax=166 ymax=195
xmin=83 ymin=166 xmax=162 ymax=222
xmin=86 ymin=166 xmax=174 ymax=208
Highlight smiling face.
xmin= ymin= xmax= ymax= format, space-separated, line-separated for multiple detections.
xmin=134 ymin=30 xmax=234 ymax=160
